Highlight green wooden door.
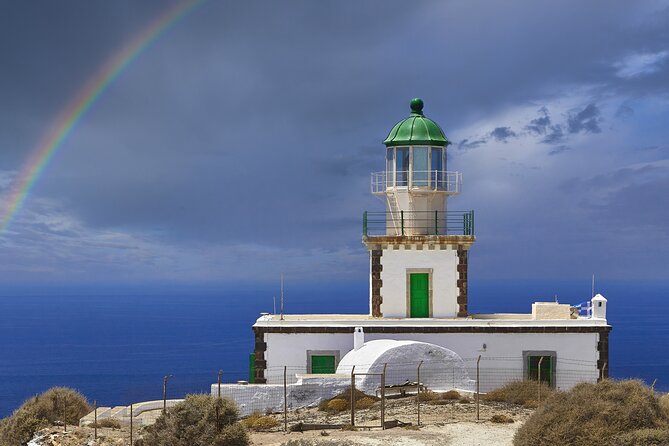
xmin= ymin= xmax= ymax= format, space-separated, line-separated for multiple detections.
xmin=410 ymin=273 xmax=429 ymax=318
xmin=311 ymin=355 xmax=336 ymax=374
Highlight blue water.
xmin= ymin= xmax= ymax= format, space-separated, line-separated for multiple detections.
xmin=0 ymin=279 xmax=667 ymax=417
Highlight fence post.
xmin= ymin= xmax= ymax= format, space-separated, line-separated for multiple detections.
xmin=350 ymin=365 xmax=356 ymax=427
xmin=381 ymin=363 xmax=387 ymax=430
xmin=417 ymin=360 xmax=423 ymax=426
xmin=130 ymin=403 xmax=133 ymax=446
xmin=537 ymin=356 xmax=544 ymax=404
xmin=94 ymin=400 xmax=97 ymax=440
xmin=283 ymin=366 xmax=288 ymax=432
xmin=476 ymin=355 xmax=481 ymax=421
xmin=434 ymin=210 xmax=438 ymax=235
xmin=400 ymin=211 xmax=405 ymax=236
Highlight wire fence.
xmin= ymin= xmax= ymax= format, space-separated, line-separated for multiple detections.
xmin=215 ymin=355 xmax=603 ymax=430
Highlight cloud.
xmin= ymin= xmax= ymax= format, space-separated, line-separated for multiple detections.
xmin=525 ymin=107 xmax=552 ymax=135
xmin=615 ymin=51 xmax=669 ymax=79
xmin=548 ymin=145 xmax=570 ymax=156
xmin=542 ymin=124 xmax=565 ymax=144
xmin=490 ymin=126 xmax=517 ymax=142
xmin=457 ymin=137 xmax=488 ymax=150
xmin=567 ymin=103 xmax=602 ymax=134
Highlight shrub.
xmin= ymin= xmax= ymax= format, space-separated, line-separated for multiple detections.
xmin=241 ymin=412 xmax=279 ymax=431
xmin=326 ymin=399 xmax=348 ymax=412
xmin=142 ymin=394 xmax=249 ymax=446
xmin=88 ymin=418 xmax=122 ymax=429
xmin=660 ymin=394 xmax=669 ymax=418
xmin=514 ymin=380 xmax=667 ymax=446
xmin=612 ymin=428 xmax=669 ymax=446
xmin=355 ymin=397 xmax=376 ymax=410
xmin=417 ymin=391 xmax=438 ymax=401
xmin=0 ymin=387 xmax=91 ymax=446
xmin=484 ymin=380 xmax=554 ymax=407
xmin=440 ymin=390 xmax=461 ymax=400
xmin=490 ymin=414 xmax=514 ymax=424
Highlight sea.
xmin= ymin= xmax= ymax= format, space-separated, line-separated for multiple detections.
xmin=1 ymin=279 xmax=667 ymax=418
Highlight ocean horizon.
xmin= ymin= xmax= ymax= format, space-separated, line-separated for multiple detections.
xmin=1 ymin=278 xmax=667 ymax=418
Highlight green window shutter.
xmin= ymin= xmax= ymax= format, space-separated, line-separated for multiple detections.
xmin=311 ymin=355 xmax=336 ymax=374
xmin=410 ymin=273 xmax=429 ymax=318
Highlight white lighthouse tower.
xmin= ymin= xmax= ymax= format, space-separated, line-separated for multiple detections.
xmin=364 ymin=98 xmax=475 ymax=318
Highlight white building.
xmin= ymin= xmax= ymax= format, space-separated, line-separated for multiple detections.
xmin=245 ymin=99 xmax=611 ymax=395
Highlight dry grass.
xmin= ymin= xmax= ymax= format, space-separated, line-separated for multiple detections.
xmin=611 ymin=428 xmax=669 ymax=446
xmin=660 ymin=394 xmax=669 ymax=418
xmin=0 ymin=387 xmax=91 ymax=446
xmin=318 ymin=388 xmax=378 ymax=413
xmin=441 ymin=390 xmax=461 ymax=400
xmin=326 ymin=399 xmax=348 ymax=412
xmin=483 ymin=380 xmax=554 ymax=408
xmin=354 ymin=397 xmax=376 ymax=410
xmin=241 ymin=412 xmax=280 ymax=431
xmin=514 ymin=380 xmax=668 ymax=446
xmin=490 ymin=414 xmax=514 ymax=424
xmin=87 ymin=418 xmax=121 ymax=429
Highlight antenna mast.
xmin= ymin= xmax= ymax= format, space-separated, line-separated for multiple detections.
xmin=280 ymin=273 xmax=284 ymax=320
xmin=591 ymin=274 xmax=595 ymax=298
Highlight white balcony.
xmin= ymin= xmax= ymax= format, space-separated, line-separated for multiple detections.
xmin=371 ymin=170 xmax=462 ymax=195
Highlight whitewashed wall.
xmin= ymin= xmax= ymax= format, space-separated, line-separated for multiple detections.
xmin=263 ymin=331 xmax=600 ymax=391
xmin=380 ymin=247 xmax=459 ymax=317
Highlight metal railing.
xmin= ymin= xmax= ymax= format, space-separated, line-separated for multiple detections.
xmin=363 ymin=210 xmax=475 ymax=236
xmin=371 ymin=170 xmax=462 ymax=194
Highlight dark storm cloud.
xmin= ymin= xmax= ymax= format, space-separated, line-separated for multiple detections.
xmin=490 ymin=127 xmax=517 ymax=142
xmin=1 ymin=0 xmax=669 ymax=281
xmin=525 ymin=107 xmax=552 ymax=135
xmin=457 ymin=138 xmax=488 ymax=151
xmin=567 ymin=104 xmax=602 ymax=134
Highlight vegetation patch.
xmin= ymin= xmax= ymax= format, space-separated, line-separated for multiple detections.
xmin=490 ymin=414 xmax=514 ymax=424
xmin=441 ymin=390 xmax=461 ymax=400
xmin=483 ymin=380 xmax=554 ymax=408
xmin=142 ymin=394 xmax=249 ymax=446
xmin=514 ymin=380 xmax=667 ymax=446
xmin=88 ymin=418 xmax=122 ymax=429
xmin=0 ymin=387 xmax=91 ymax=446
xmin=318 ymin=388 xmax=379 ymax=412
xmin=241 ymin=412 xmax=279 ymax=431
xmin=612 ymin=428 xmax=669 ymax=446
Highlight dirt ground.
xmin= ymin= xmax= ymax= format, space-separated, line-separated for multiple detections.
xmin=28 ymin=398 xmax=532 ymax=446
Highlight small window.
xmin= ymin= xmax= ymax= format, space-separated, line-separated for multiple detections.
xmin=396 ymin=147 xmax=409 ymax=186
xmin=525 ymin=354 xmax=555 ymax=388
xmin=311 ymin=355 xmax=336 ymax=374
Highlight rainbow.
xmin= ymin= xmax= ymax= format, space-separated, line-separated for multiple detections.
xmin=0 ymin=0 xmax=204 ymax=234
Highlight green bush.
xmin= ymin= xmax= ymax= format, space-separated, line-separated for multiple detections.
xmin=0 ymin=387 xmax=91 ymax=446
xmin=142 ymin=394 xmax=248 ymax=446
xmin=514 ymin=380 xmax=667 ymax=446
xmin=483 ymin=380 xmax=554 ymax=407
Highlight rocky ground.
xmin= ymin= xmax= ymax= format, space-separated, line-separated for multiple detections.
xmin=27 ymin=398 xmax=532 ymax=446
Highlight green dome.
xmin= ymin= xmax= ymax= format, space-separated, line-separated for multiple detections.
xmin=383 ymin=98 xmax=449 ymax=147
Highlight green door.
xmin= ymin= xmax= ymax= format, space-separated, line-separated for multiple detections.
xmin=311 ymin=355 xmax=336 ymax=374
xmin=410 ymin=273 xmax=429 ymax=318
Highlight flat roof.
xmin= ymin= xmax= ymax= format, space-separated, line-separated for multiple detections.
xmin=253 ymin=313 xmax=609 ymax=328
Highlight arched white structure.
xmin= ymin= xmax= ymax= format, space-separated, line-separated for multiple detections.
xmin=336 ymin=339 xmax=474 ymax=394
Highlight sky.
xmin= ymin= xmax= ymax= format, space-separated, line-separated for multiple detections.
xmin=0 ymin=0 xmax=668 ymax=290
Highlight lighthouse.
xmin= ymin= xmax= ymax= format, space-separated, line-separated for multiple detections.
xmin=364 ymin=98 xmax=474 ymax=318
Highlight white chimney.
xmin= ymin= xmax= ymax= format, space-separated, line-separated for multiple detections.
xmin=354 ymin=327 xmax=364 ymax=351
xmin=591 ymin=294 xmax=607 ymax=320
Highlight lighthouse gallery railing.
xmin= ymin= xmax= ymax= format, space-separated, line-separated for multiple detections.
xmin=363 ymin=210 xmax=475 ymax=237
